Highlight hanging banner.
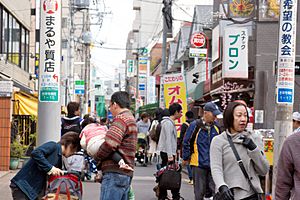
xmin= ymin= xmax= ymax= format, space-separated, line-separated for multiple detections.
xmin=163 ymin=73 xmax=188 ymax=137
xmin=228 ymin=0 xmax=255 ymax=18
xmin=147 ymin=76 xmax=156 ymax=104
xmin=39 ymin=0 xmax=61 ymax=102
xmin=223 ymin=27 xmax=248 ymax=78
xmin=276 ymin=0 xmax=298 ymax=104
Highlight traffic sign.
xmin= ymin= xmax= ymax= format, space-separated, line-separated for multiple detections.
xmin=190 ymin=33 xmax=206 ymax=48
xmin=75 ymin=80 xmax=85 ymax=95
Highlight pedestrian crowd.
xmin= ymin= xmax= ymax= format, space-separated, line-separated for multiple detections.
xmin=8 ymin=91 xmax=300 ymax=200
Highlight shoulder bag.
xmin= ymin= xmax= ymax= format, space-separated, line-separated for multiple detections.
xmin=226 ymin=134 xmax=263 ymax=200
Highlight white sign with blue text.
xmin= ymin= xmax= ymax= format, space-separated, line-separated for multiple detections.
xmin=276 ymin=0 xmax=298 ymax=104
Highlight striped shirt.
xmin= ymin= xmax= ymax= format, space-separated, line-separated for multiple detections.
xmin=95 ymin=110 xmax=137 ymax=177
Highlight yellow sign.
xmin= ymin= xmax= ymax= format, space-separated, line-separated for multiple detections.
xmin=264 ymin=138 xmax=274 ymax=166
xmin=163 ymin=73 xmax=188 ymax=137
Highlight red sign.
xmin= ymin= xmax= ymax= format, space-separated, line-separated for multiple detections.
xmin=191 ymin=33 xmax=206 ymax=48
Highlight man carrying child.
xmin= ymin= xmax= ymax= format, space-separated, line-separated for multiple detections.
xmin=95 ymin=91 xmax=138 ymax=200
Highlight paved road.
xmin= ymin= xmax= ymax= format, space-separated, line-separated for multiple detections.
xmin=83 ymin=164 xmax=194 ymax=200
xmin=1 ymin=164 xmax=194 ymax=200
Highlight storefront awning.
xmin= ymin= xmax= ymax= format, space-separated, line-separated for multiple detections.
xmin=13 ymin=91 xmax=38 ymax=116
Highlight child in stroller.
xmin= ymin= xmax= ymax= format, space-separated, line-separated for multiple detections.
xmin=135 ymin=133 xmax=148 ymax=166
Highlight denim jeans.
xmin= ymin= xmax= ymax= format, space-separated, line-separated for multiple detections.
xmin=187 ymin=164 xmax=193 ymax=180
xmin=100 ymin=172 xmax=131 ymax=200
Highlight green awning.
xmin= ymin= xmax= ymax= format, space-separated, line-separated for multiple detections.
xmin=138 ymin=103 xmax=158 ymax=115
xmin=188 ymin=81 xmax=204 ymax=101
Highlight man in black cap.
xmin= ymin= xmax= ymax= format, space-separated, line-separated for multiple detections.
xmin=182 ymin=101 xmax=221 ymax=200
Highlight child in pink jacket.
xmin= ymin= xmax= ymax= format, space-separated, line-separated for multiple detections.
xmin=80 ymin=123 xmax=133 ymax=171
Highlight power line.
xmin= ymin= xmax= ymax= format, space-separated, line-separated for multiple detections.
xmin=173 ymin=2 xmax=193 ymax=17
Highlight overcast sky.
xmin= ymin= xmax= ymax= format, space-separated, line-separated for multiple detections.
xmin=90 ymin=0 xmax=213 ymax=79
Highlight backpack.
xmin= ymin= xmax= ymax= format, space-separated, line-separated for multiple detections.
xmin=189 ymin=119 xmax=220 ymax=154
xmin=149 ymin=121 xmax=162 ymax=143
xmin=61 ymin=118 xmax=82 ymax=136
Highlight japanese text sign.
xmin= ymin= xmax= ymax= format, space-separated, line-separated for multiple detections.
xmin=39 ymin=0 xmax=61 ymax=102
xmin=223 ymin=28 xmax=248 ymax=79
xmin=163 ymin=73 xmax=188 ymax=137
xmin=276 ymin=0 xmax=298 ymax=104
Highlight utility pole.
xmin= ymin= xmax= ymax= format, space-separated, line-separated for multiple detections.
xmin=83 ymin=9 xmax=91 ymax=115
xmin=38 ymin=0 xmax=62 ymax=145
xmin=67 ymin=0 xmax=75 ymax=103
xmin=160 ymin=0 xmax=172 ymax=107
xmin=272 ymin=0 xmax=298 ymax=196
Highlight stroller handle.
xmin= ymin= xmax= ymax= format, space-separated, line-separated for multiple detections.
xmin=61 ymin=170 xmax=81 ymax=177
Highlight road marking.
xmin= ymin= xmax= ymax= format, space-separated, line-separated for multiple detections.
xmin=132 ymin=176 xmax=156 ymax=181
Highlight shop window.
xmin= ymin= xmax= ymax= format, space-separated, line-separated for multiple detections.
xmin=11 ymin=17 xmax=20 ymax=66
xmin=20 ymin=27 xmax=26 ymax=70
xmin=25 ymin=30 xmax=29 ymax=72
xmin=2 ymin=9 xmax=8 ymax=54
xmin=0 ymin=6 xmax=29 ymax=71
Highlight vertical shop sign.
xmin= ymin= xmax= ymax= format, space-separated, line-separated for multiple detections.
xmin=39 ymin=0 xmax=61 ymax=102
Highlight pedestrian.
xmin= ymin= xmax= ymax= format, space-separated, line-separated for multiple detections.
xmin=157 ymin=103 xmax=183 ymax=200
xmin=95 ymin=91 xmax=137 ymax=200
xmin=137 ymin=112 xmax=151 ymax=136
xmin=61 ymin=102 xmax=83 ymax=136
xmin=10 ymin=132 xmax=81 ymax=200
xmin=148 ymin=108 xmax=163 ymax=164
xmin=275 ymin=126 xmax=300 ymax=199
xmin=179 ymin=111 xmax=195 ymax=185
xmin=137 ymin=112 xmax=151 ymax=163
xmin=210 ymin=102 xmax=269 ymax=200
xmin=292 ymin=111 xmax=300 ymax=133
xmin=182 ymin=102 xmax=221 ymax=200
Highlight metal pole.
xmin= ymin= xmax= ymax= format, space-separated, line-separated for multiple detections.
xmin=84 ymin=44 xmax=88 ymax=114
xmin=161 ymin=16 xmax=167 ymax=75
xmin=38 ymin=0 xmax=62 ymax=145
xmin=272 ymin=0 xmax=298 ymax=196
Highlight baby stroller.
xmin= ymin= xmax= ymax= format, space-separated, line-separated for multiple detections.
xmin=135 ymin=133 xmax=148 ymax=166
xmin=43 ymin=171 xmax=83 ymax=200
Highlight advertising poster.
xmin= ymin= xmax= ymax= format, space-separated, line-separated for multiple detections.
xmin=163 ymin=73 xmax=188 ymax=137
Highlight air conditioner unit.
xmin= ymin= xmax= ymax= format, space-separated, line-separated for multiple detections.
xmin=74 ymin=0 xmax=90 ymax=9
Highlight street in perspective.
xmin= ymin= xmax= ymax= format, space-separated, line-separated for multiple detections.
xmin=0 ymin=0 xmax=300 ymax=200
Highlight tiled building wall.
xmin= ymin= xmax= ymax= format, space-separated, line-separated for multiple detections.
xmin=0 ymin=98 xmax=11 ymax=171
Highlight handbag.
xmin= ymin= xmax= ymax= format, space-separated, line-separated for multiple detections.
xmin=158 ymin=163 xmax=181 ymax=190
xmin=227 ymin=134 xmax=263 ymax=200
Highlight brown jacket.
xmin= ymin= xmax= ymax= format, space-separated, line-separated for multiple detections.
xmin=276 ymin=131 xmax=300 ymax=200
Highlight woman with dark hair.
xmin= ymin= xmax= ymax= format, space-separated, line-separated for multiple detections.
xmin=210 ymin=102 xmax=269 ymax=200
xmin=148 ymin=108 xmax=163 ymax=163
xmin=10 ymin=132 xmax=81 ymax=200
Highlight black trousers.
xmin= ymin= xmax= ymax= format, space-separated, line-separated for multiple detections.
xmin=159 ymin=152 xmax=181 ymax=200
